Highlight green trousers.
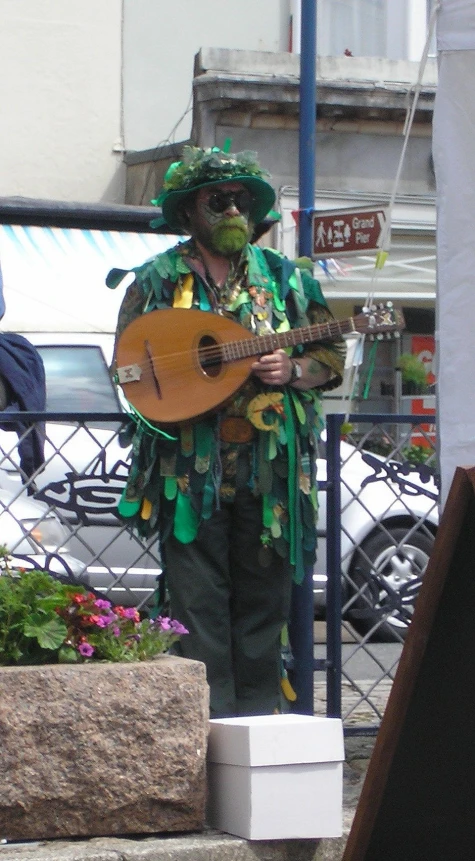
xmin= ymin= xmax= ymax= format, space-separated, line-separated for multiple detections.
xmin=163 ymin=488 xmax=293 ymax=718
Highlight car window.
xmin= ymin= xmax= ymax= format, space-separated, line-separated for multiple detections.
xmin=37 ymin=345 xmax=122 ymax=413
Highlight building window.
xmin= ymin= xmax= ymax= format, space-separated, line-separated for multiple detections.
xmin=315 ymin=0 xmax=433 ymax=61
xmin=317 ymin=0 xmax=386 ymax=58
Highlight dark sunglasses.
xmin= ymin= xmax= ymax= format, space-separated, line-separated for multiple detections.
xmin=205 ymin=189 xmax=254 ymax=215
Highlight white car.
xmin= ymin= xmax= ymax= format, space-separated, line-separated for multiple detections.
xmin=0 ymin=487 xmax=85 ymax=581
xmin=0 ymin=334 xmax=439 ymax=639
xmin=314 ymin=435 xmax=439 ymax=639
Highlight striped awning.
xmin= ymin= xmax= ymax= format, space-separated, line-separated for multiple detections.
xmin=0 ymin=224 xmax=177 ymax=334
xmin=318 ymin=235 xmax=437 ymax=302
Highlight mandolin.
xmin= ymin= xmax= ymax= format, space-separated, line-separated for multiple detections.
xmin=115 ymin=304 xmax=404 ymax=424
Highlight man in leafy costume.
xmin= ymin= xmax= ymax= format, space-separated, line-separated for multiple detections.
xmin=108 ymin=144 xmax=345 ymax=717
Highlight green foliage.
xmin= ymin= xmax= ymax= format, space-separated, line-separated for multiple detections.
xmin=0 ymin=553 xmax=188 ymax=667
xmin=355 ymin=438 xmax=434 ymax=465
xmin=160 ymin=145 xmax=269 ymax=194
xmin=396 ymin=353 xmax=429 ymax=389
xmin=85 ymin=617 xmax=184 ymax=663
xmin=0 ymin=567 xmax=76 ymax=665
xmin=401 ymin=444 xmax=434 ymax=465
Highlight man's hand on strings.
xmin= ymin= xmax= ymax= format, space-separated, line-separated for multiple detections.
xmin=252 ymin=350 xmax=335 ymax=390
xmin=251 ymin=350 xmax=293 ymax=386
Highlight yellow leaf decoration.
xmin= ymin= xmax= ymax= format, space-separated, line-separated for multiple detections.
xmin=299 ymin=473 xmax=311 ymax=494
xmin=173 ymin=273 xmax=194 ymax=308
xmin=247 ymin=392 xmax=285 ymax=433
xmin=140 ymin=498 xmax=153 ymax=520
xmin=281 ymin=674 xmax=297 ymax=702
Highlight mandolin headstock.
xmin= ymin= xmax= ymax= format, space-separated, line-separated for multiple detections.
xmin=353 ymin=302 xmax=405 ymax=340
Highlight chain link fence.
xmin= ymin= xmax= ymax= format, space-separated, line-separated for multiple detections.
xmin=0 ymin=410 xmax=438 ymax=732
xmin=319 ymin=412 xmax=438 ymax=732
xmin=0 ymin=413 xmax=162 ymax=610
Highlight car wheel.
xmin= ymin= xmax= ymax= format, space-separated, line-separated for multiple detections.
xmin=347 ymin=526 xmax=434 ymax=641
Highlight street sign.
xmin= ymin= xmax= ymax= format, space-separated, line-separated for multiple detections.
xmin=312 ymin=206 xmax=388 ymax=259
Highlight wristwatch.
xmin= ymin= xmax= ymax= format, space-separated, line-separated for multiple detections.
xmin=289 ymin=359 xmax=303 ymax=384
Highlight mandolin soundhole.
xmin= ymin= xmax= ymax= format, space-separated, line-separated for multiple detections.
xmin=198 ymin=335 xmax=223 ymax=378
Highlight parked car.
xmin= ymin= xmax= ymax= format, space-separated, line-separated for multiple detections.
xmin=0 ymin=486 xmax=85 ymax=581
xmin=0 ymin=333 xmax=439 ymax=639
xmin=313 ymin=435 xmax=439 ymax=640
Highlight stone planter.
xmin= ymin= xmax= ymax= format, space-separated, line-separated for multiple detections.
xmin=0 ymin=655 xmax=209 ymax=841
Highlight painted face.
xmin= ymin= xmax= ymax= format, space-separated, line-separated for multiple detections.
xmin=187 ymin=182 xmax=254 ymax=256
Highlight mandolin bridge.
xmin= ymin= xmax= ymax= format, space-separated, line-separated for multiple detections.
xmin=117 ymin=363 xmax=142 ymax=383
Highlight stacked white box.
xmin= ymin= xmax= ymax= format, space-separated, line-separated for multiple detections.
xmin=207 ymin=713 xmax=344 ymax=840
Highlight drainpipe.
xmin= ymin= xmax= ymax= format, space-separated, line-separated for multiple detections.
xmin=290 ymin=0 xmax=302 ymax=52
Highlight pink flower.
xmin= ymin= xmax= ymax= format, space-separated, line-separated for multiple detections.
xmin=95 ymin=614 xmax=116 ymax=628
xmin=122 ymin=608 xmax=140 ymax=622
xmin=170 ymin=620 xmax=189 ymax=635
xmin=154 ymin=616 xmax=188 ymax=635
xmin=78 ymin=642 xmax=94 ymax=657
xmin=94 ymin=599 xmax=112 ymax=610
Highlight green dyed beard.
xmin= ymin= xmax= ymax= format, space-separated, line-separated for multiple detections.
xmin=211 ymin=217 xmax=251 ymax=256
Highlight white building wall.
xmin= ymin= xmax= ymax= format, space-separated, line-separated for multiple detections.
xmin=0 ymin=0 xmax=289 ymax=202
xmin=122 ymin=0 xmax=289 ymax=152
xmin=0 ymin=0 xmax=432 ymax=205
xmin=0 ymin=0 xmax=124 ymax=202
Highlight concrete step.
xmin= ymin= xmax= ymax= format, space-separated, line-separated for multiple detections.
xmin=0 ymin=826 xmax=352 ymax=861
xmin=0 ymin=738 xmax=374 ymax=861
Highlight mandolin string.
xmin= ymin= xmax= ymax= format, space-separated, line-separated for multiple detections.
xmin=117 ymin=316 xmax=372 ymax=377
xmin=120 ymin=328 xmax=314 ymax=375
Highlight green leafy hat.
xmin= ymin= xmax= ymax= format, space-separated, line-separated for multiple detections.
xmin=152 ymin=144 xmax=276 ymax=231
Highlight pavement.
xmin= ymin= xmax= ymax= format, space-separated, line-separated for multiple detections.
xmin=0 ymin=733 xmax=377 ymax=861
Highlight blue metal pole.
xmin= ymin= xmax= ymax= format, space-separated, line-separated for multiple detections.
xmin=325 ymin=414 xmax=343 ymax=718
xmin=298 ymin=0 xmax=317 ymax=258
xmin=289 ymin=565 xmax=315 ymax=715
xmin=289 ymin=0 xmax=318 ymax=716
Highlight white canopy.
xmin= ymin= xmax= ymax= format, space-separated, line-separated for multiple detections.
xmin=437 ymin=0 xmax=475 ymax=50
xmin=0 ymin=225 xmax=175 ymax=334
xmin=434 ymin=0 xmax=475 ymax=502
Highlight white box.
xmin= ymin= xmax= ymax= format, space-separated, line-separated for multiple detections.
xmin=207 ymin=713 xmax=344 ymax=841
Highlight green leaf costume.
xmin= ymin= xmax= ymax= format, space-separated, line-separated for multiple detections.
xmin=109 ymin=239 xmax=345 ymax=585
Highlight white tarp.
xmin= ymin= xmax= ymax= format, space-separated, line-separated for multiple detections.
xmin=436 ymin=0 xmax=475 ymax=50
xmin=0 ymin=225 xmax=176 ymax=334
xmin=434 ymin=0 xmax=475 ymax=502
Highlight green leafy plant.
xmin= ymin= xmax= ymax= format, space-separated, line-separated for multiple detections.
xmin=0 ymin=552 xmax=187 ymax=666
xmin=401 ymin=444 xmax=434 ymax=465
xmin=396 ymin=353 xmax=429 ymax=391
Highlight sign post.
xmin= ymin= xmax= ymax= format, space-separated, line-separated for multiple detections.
xmin=312 ymin=206 xmax=388 ymax=259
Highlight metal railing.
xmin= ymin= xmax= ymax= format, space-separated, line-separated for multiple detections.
xmin=0 ymin=411 xmax=162 ymax=609
xmin=0 ymin=410 xmax=438 ymax=732
xmin=319 ymin=412 xmax=438 ymax=733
